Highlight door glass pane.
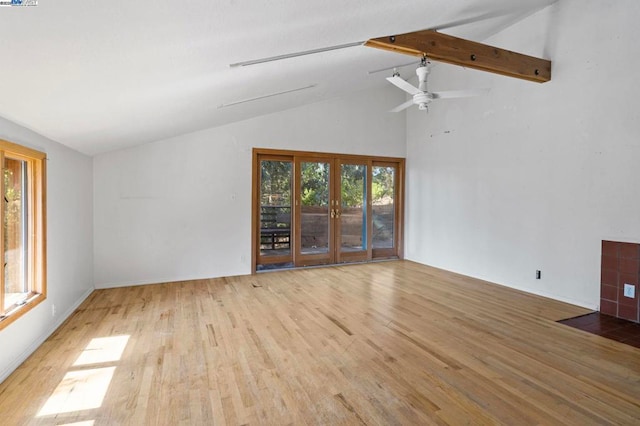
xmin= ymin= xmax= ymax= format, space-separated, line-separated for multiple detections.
xmin=340 ymin=164 xmax=366 ymax=252
xmin=372 ymin=166 xmax=395 ymax=249
xmin=4 ymin=157 xmax=28 ymax=309
xmin=300 ymin=161 xmax=330 ymax=254
xmin=259 ymin=160 xmax=292 ymax=257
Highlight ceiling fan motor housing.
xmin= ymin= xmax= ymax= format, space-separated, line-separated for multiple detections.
xmin=416 ymin=65 xmax=430 ymax=91
xmin=413 ymin=92 xmax=433 ymax=109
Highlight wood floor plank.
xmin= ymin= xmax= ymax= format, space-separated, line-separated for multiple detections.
xmin=0 ymin=260 xmax=639 ymax=425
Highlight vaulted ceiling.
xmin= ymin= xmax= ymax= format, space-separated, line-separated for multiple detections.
xmin=0 ymin=0 xmax=556 ymax=155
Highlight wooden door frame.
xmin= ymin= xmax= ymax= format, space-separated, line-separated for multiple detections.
xmin=253 ymin=153 xmax=295 ymax=268
xmin=252 ymin=148 xmax=405 ymax=273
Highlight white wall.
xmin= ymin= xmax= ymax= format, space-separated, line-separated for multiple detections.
xmin=0 ymin=117 xmax=93 ymax=382
xmin=405 ymin=0 xmax=640 ymax=309
xmin=94 ymin=86 xmax=406 ymax=288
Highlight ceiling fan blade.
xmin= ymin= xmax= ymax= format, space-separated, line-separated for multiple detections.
xmin=389 ymin=99 xmax=415 ymax=113
xmin=431 ymin=88 xmax=489 ymax=99
xmin=386 ymin=76 xmax=421 ymax=95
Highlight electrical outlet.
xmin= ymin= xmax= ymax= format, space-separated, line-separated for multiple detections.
xmin=623 ymin=284 xmax=636 ymax=299
xmin=535 ymin=270 xmax=541 ymax=279
xmin=51 ymin=304 xmax=56 ymax=317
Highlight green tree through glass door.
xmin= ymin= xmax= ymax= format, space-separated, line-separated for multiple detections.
xmin=372 ymin=165 xmax=396 ymax=251
xmin=299 ymin=160 xmax=331 ymax=256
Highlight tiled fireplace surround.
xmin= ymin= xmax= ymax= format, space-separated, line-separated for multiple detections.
xmin=601 ymin=240 xmax=640 ymax=322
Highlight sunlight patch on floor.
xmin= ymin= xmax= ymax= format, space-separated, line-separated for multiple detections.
xmin=37 ymin=367 xmax=116 ymax=416
xmin=73 ymin=335 xmax=130 ymax=366
xmin=36 ymin=335 xmax=130 ymax=418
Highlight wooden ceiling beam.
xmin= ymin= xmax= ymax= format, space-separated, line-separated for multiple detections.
xmin=365 ymin=29 xmax=551 ymax=83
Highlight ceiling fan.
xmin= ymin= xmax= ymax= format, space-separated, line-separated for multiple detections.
xmin=387 ymin=58 xmax=489 ymax=112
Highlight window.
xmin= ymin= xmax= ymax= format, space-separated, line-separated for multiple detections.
xmin=0 ymin=139 xmax=46 ymax=330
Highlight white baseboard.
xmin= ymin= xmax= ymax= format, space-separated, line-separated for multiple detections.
xmin=405 ymin=258 xmax=598 ymax=311
xmin=0 ymin=287 xmax=94 ymax=384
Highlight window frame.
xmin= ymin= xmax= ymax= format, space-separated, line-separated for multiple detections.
xmin=0 ymin=139 xmax=46 ymax=331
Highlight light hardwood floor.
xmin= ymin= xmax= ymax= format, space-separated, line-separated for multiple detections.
xmin=1 ymin=261 xmax=639 ymax=425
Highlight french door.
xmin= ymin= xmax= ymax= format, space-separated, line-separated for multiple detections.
xmin=253 ymin=149 xmax=403 ymax=272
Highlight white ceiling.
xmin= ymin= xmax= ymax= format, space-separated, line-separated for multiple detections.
xmin=0 ymin=0 xmax=556 ymax=155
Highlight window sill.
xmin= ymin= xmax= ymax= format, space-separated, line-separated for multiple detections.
xmin=0 ymin=293 xmax=46 ymax=331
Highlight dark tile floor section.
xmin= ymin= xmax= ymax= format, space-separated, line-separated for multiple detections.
xmin=558 ymin=312 xmax=640 ymax=349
